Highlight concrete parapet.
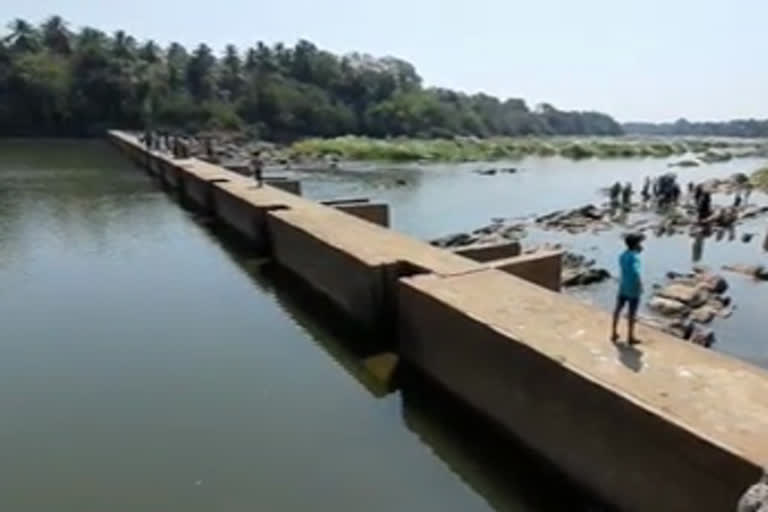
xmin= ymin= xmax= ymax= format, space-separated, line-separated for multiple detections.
xmin=488 ymin=250 xmax=562 ymax=291
xmin=321 ymin=198 xmax=371 ymax=206
xmin=453 ymin=240 xmax=522 ymax=263
xmin=398 ymin=269 xmax=767 ymax=512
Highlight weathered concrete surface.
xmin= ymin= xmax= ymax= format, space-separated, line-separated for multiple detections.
xmin=335 ymin=203 xmax=390 ymax=227
xmin=489 ymin=250 xmax=562 ymax=291
xmin=398 ymin=269 xmax=768 ymax=512
xmin=453 ymin=240 xmax=522 ymax=263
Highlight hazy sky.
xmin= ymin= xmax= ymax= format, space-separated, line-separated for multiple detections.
xmin=3 ymin=0 xmax=766 ymax=122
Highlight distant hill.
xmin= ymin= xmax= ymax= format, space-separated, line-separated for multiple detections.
xmin=624 ymin=119 xmax=768 ymax=138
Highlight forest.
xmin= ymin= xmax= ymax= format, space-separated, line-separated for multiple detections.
xmin=624 ymin=119 xmax=768 ymax=138
xmin=0 ymin=16 xmax=625 ymax=139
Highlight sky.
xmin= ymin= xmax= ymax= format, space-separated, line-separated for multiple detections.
xmin=2 ymin=0 xmax=766 ymax=122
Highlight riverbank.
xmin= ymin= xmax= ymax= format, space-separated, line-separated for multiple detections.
xmin=140 ymin=131 xmax=768 ymax=166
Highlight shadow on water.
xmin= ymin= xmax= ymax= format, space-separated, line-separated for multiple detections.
xmin=194 ymin=215 xmax=614 ymax=512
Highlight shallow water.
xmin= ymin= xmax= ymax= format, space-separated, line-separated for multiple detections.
xmin=288 ymin=153 xmax=768 ymax=368
xmin=0 ymin=139 xmax=603 ymax=512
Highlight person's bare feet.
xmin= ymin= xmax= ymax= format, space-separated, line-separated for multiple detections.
xmin=628 ymin=337 xmax=641 ymax=346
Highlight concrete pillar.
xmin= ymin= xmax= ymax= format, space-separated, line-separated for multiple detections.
xmin=335 ymin=203 xmax=390 ymax=227
xmin=489 ymin=250 xmax=563 ymax=291
xmin=453 ymin=240 xmax=522 ymax=263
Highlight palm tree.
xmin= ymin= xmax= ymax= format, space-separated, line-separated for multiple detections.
xmin=139 ymin=40 xmax=160 ymax=63
xmin=4 ymin=18 xmax=40 ymax=53
xmin=41 ymin=15 xmax=71 ymax=54
xmin=113 ymin=30 xmax=137 ymax=59
xmin=76 ymin=27 xmax=108 ymax=51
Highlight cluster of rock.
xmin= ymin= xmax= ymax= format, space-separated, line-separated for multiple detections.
xmin=535 ymin=204 xmax=615 ymax=235
xmin=430 ymin=220 xmax=527 ymax=248
xmin=474 ymin=167 xmax=518 ymax=176
xmin=560 ymin=251 xmax=611 ymax=287
xmin=738 ymin=470 xmax=768 ymax=512
xmin=645 ymin=268 xmax=733 ymax=347
xmin=723 ymin=264 xmax=768 ymax=281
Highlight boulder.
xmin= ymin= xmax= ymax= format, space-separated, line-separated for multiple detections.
xmin=723 ymin=264 xmax=768 ymax=280
xmin=648 ymin=297 xmax=689 ymax=317
xmin=689 ymin=326 xmax=716 ymax=347
xmin=737 ymin=471 xmax=768 ymax=512
xmin=690 ymin=306 xmax=716 ymax=324
xmin=430 ymin=232 xmax=477 ymax=248
xmin=656 ymin=283 xmax=709 ymax=308
xmin=743 ymin=233 xmax=756 ymax=243
xmin=562 ymin=268 xmax=610 ymax=287
xmin=697 ymin=273 xmax=729 ymax=294
xmin=475 ymin=169 xmax=497 ymax=176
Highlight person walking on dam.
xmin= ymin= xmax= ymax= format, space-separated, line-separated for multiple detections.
xmin=611 ymin=233 xmax=644 ymax=345
xmin=251 ymin=151 xmax=264 ymax=187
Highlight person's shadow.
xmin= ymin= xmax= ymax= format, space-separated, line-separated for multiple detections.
xmin=613 ymin=341 xmax=644 ymax=372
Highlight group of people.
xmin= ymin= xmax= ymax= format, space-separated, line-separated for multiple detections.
xmin=140 ymin=130 xmax=265 ymax=186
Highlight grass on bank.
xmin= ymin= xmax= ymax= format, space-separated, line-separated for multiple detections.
xmin=751 ymin=166 xmax=768 ymax=190
xmin=288 ymin=136 xmax=732 ymax=162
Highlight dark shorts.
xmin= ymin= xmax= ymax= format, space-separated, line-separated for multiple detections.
xmin=616 ymin=294 xmax=640 ymax=316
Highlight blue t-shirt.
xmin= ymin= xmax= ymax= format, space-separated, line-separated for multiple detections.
xmin=619 ymin=250 xmax=642 ymax=298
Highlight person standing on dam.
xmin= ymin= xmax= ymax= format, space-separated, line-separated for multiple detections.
xmin=611 ymin=233 xmax=644 ymax=345
xmin=250 ymin=151 xmax=264 ymax=187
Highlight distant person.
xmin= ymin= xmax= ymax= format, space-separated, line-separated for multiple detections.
xmin=622 ymin=182 xmax=633 ymax=208
xmin=734 ymin=193 xmax=743 ymax=209
xmin=206 ymin=138 xmax=214 ymax=160
xmin=610 ymin=181 xmax=622 ymax=206
xmin=251 ymin=151 xmax=264 ymax=187
xmin=671 ymin=182 xmax=681 ymax=204
xmin=744 ymin=183 xmax=754 ymax=205
xmin=611 ymin=233 xmax=644 ymax=345
xmin=641 ymin=177 xmax=651 ymax=202
xmin=697 ymin=190 xmax=712 ymax=223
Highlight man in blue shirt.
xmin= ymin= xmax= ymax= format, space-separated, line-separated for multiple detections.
xmin=611 ymin=233 xmax=644 ymax=345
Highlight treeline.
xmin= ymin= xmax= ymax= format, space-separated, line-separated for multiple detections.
xmin=624 ymin=119 xmax=768 ymax=138
xmin=0 ymin=16 xmax=623 ymax=139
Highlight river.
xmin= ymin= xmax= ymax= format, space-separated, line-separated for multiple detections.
xmin=290 ymin=154 xmax=768 ymax=369
xmin=0 ymin=139 xmax=606 ymax=512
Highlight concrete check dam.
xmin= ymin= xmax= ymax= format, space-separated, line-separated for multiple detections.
xmin=109 ymin=130 xmax=768 ymax=512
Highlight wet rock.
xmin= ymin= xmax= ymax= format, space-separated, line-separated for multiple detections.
xmin=742 ymin=233 xmax=755 ymax=243
xmin=737 ymin=470 xmax=768 ymax=512
xmin=723 ymin=264 xmax=768 ymax=280
xmin=475 ymin=169 xmax=497 ymax=176
xmin=395 ymin=179 xmax=407 ymax=186
xmin=699 ymin=150 xmax=732 ymax=163
xmin=689 ymin=326 xmax=716 ymax=347
xmin=562 ymin=268 xmax=610 ymax=287
xmin=499 ymin=167 xmax=518 ymax=174
xmin=668 ymin=159 xmax=700 ymax=167
xmin=430 ymin=232 xmax=478 ymax=248
xmin=656 ymin=283 xmax=709 ymax=308
xmin=648 ymin=297 xmax=689 ymax=316
xmin=731 ymin=172 xmax=750 ymax=185
xmin=690 ymin=306 xmax=716 ymax=324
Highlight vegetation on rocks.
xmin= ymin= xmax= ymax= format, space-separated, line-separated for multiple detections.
xmin=751 ymin=166 xmax=768 ymax=190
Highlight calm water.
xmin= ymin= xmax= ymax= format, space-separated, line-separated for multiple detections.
xmin=291 ymin=153 xmax=768 ymax=368
xmin=0 ymin=140 xmax=598 ymax=512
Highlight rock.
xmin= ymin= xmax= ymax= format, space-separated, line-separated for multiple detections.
xmin=743 ymin=233 xmax=755 ymax=243
xmin=690 ymin=306 xmax=716 ymax=324
xmin=395 ymin=179 xmax=407 ymax=186
xmin=723 ymin=264 xmax=768 ymax=280
xmin=731 ymin=172 xmax=750 ymax=185
xmin=562 ymin=268 xmax=610 ymax=287
xmin=499 ymin=167 xmax=518 ymax=174
xmin=737 ymin=470 xmax=768 ymax=512
xmin=475 ymin=169 xmax=497 ymax=176
xmin=656 ymin=283 xmax=710 ymax=308
xmin=689 ymin=326 xmax=716 ymax=347
xmin=697 ymin=273 xmax=729 ymax=294
xmin=648 ymin=296 xmax=689 ymax=317
xmin=430 ymin=232 xmax=477 ymax=248
xmin=668 ymin=159 xmax=700 ymax=168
